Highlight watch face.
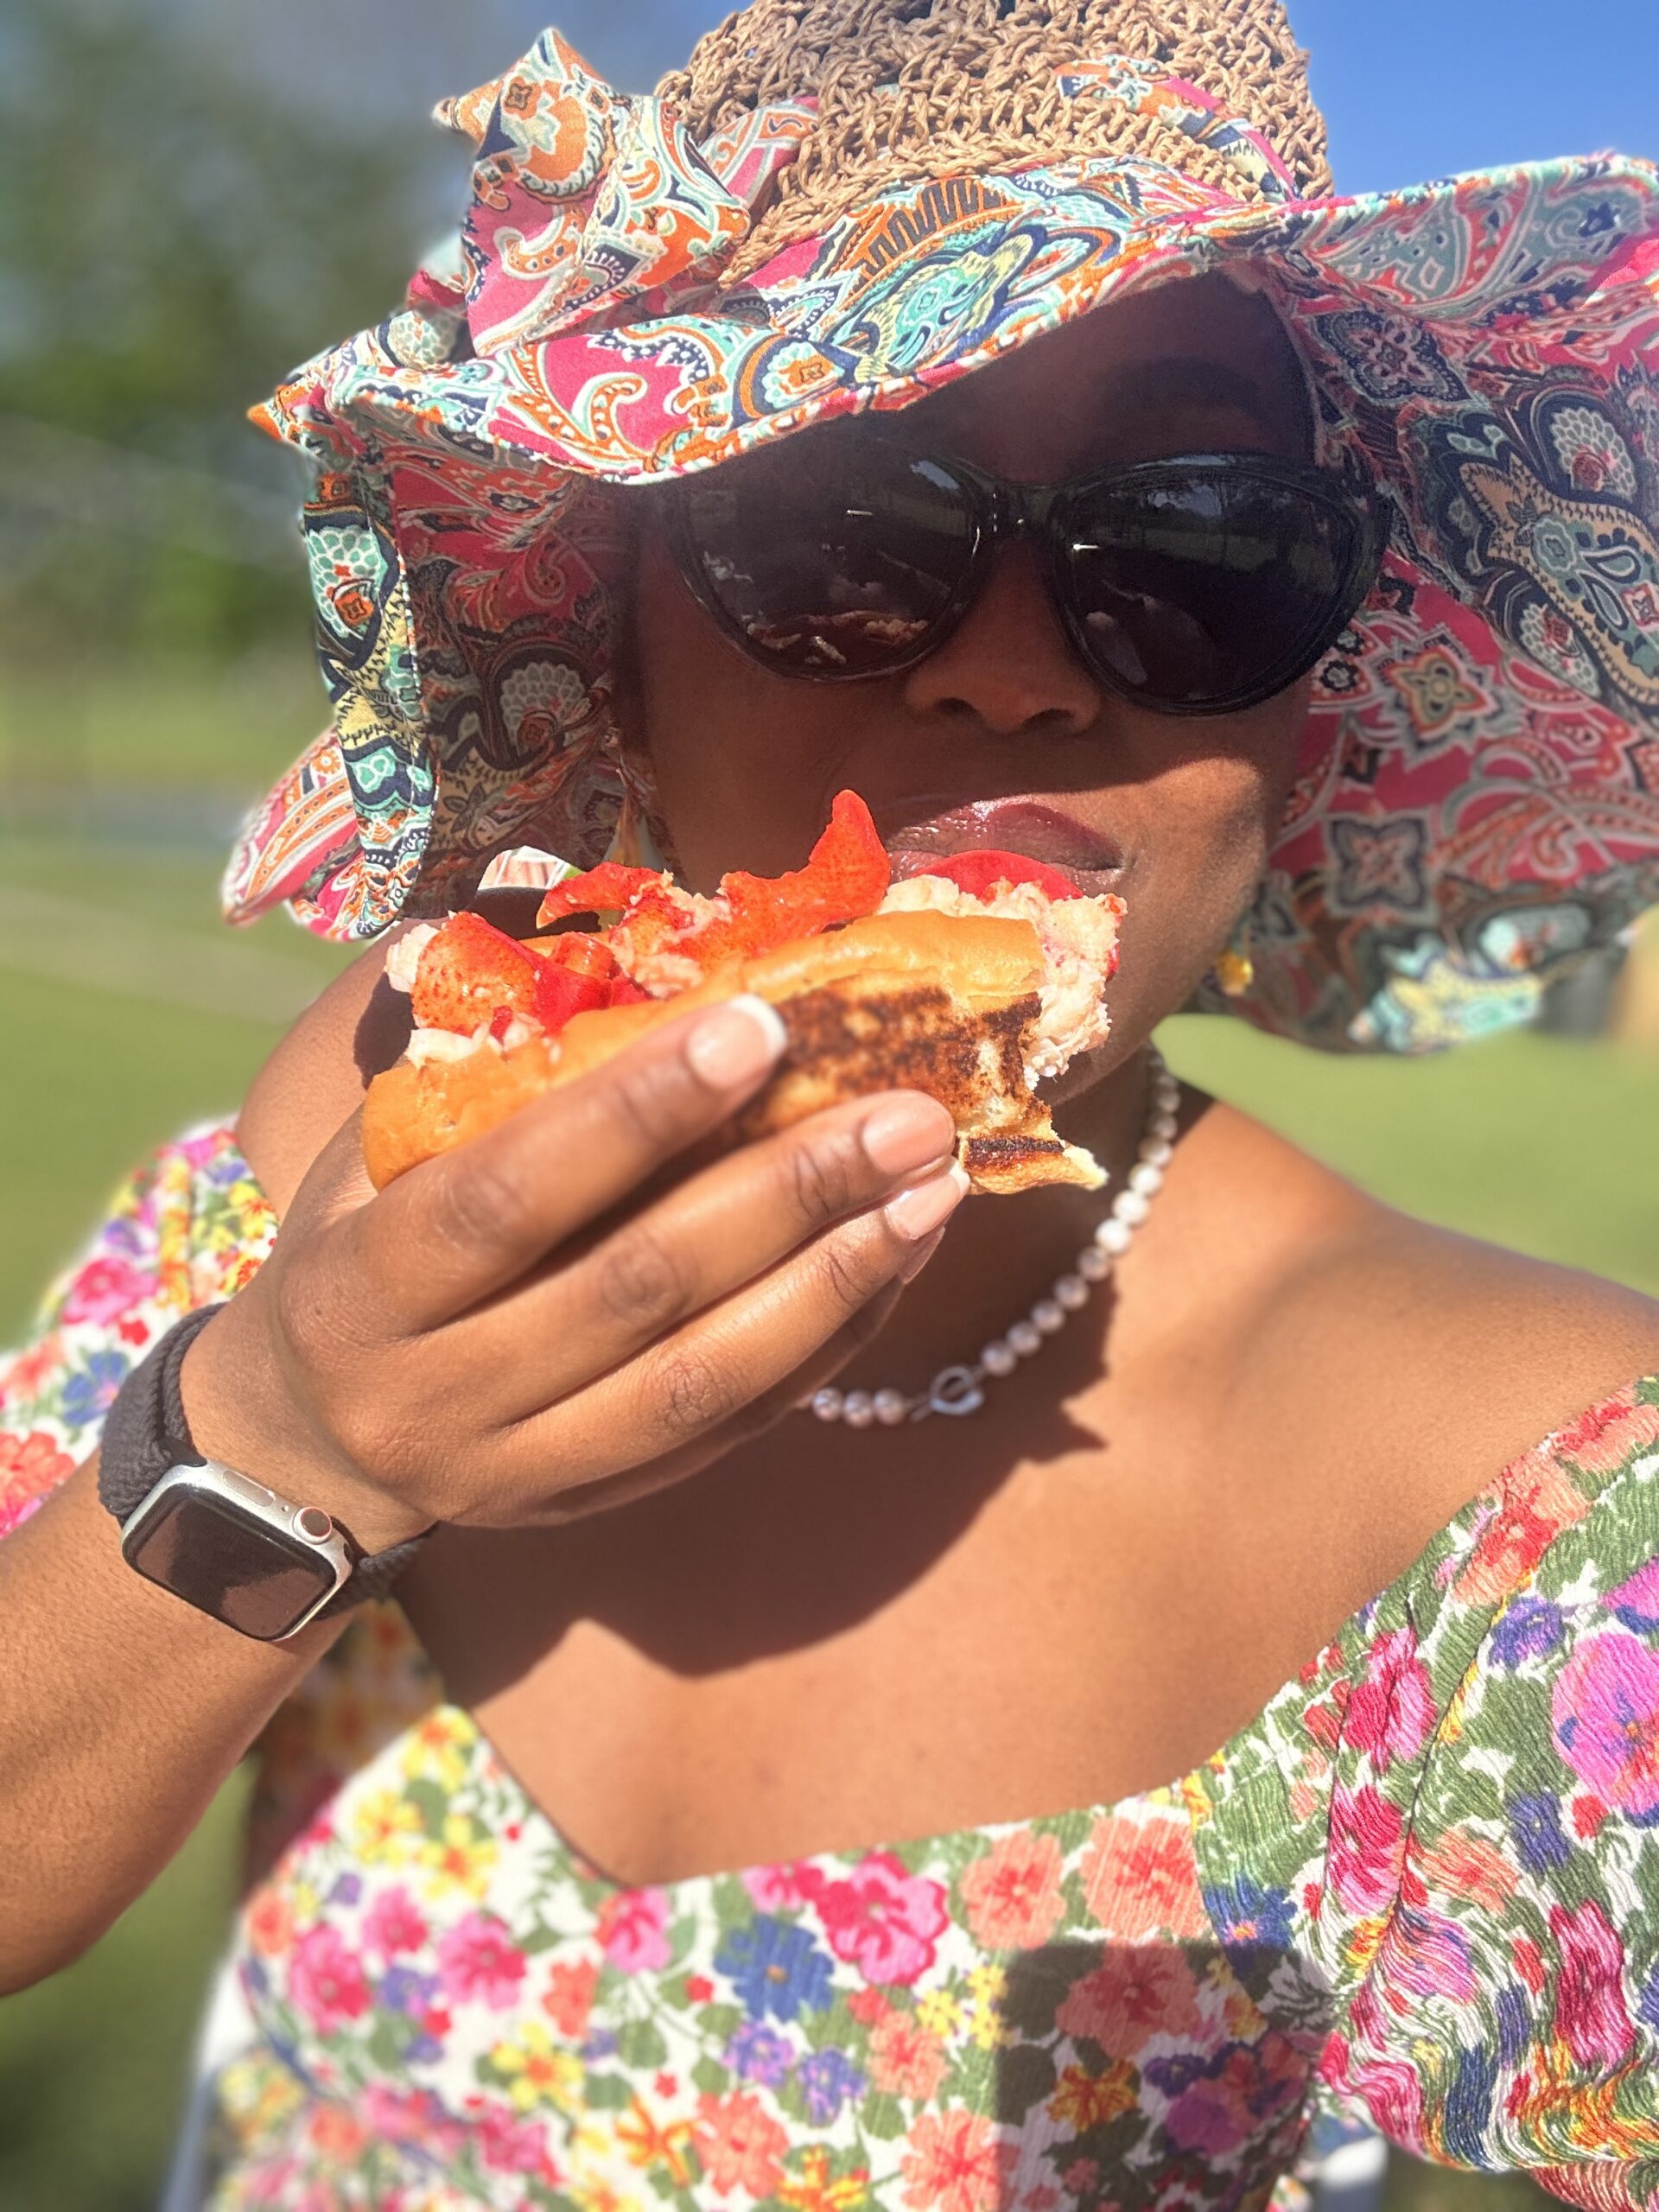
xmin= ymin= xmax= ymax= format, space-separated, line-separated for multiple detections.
xmin=123 ymin=1487 xmax=336 ymax=1639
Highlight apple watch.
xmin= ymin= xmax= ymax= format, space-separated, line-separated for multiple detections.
xmin=99 ymin=1305 xmax=431 ymax=1641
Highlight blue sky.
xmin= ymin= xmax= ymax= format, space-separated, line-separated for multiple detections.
xmin=1289 ymin=0 xmax=1658 ymax=193
xmin=582 ymin=0 xmax=1659 ymax=189
xmin=194 ymin=0 xmax=1658 ymax=196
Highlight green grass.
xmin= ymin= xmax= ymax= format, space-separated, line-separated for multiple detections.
xmin=1160 ymin=1013 xmax=1659 ymax=1295
xmin=3 ymin=830 xmax=334 ymax=937
xmin=1 ymin=842 xmax=349 ymax=1341
xmin=1 ymin=671 xmax=1654 ymax=2209
xmin=0 ymin=647 xmax=325 ymax=799
xmin=0 ymin=1779 xmax=250 ymax=2212
xmin=1379 ymin=2176 xmax=1551 ymax=2212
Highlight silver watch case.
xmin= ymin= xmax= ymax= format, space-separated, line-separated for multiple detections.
xmin=119 ymin=1459 xmax=353 ymax=1641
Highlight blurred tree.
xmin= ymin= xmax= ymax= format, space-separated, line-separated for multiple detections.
xmin=168 ymin=0 xmax=713 ymax=123
xmin=0 ymin=0 xmax=448 ymax=658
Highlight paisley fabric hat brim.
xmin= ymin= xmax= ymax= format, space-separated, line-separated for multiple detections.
xmin=226 ymin=28 xmax=1659 ymax=1055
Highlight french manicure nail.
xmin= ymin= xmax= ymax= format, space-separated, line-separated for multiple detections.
xmin=884 ymin=1160 xmax=970 ymax=1240
xmin=684 ymin=995 xmax=788 ymax=1087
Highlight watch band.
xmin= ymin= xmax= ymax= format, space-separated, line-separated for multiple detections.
xmin=99 ymin=1305 xmax=429 ymax=1617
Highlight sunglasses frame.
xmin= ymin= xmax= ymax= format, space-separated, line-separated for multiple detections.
xmin=664 ymin=437 xmax=1386 ymax=718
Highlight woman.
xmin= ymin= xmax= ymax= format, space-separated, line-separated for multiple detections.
xmin=3 ymin=2 xmax=1659 ymax=2206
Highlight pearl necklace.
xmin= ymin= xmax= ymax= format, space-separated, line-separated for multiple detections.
xmin=804 ymin=1048 xmax=1179 ymax=1427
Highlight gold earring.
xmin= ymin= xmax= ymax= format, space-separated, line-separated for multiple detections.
xmin=1212 ymin=944 xmax=1255 ymax=998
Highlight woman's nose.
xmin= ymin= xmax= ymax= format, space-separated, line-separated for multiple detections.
xmin=899 ymin=539 xmax=1103 ymax=738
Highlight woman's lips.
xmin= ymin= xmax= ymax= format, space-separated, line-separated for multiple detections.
xmin=879 ymin=797 xmax=1126 ymax=896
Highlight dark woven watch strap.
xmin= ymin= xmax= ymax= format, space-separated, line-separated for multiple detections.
xmin=99 ymin=1303 xmax=224 ymax=1517
xmin=99 ymin=1305 xmax=429 ymax=1618
xmin=316 ymin=1533 xmax=431 ymax=1617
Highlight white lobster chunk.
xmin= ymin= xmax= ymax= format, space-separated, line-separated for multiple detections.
xmin=876 ymin=874 xmax=1118 ymax=1083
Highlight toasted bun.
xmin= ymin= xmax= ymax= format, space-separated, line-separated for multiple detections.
xmin=362 ymin=912 xmax=1106 ymax=1194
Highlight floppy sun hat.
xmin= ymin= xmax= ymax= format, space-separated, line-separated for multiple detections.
xmin=226 ymin=0 xmax=1659 ymax=1053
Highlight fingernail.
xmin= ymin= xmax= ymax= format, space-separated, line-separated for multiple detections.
xmin=884 ymin=1160 xmax=970 ymax=1240
xmin=861 ymin=1095 xmax=958 ymax=1178
xmin=685 ymin=995 xmax=788 ymax=1087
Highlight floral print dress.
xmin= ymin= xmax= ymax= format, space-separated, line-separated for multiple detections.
xmin=6 ymin=1128 xmax=1659 ymax=2212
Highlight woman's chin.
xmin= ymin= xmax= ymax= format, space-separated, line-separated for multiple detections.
xmin=1037 ymin=1026 xmax=1146 ymax=1117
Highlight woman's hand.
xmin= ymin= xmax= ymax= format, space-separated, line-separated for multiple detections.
xmin=183 ymin=995 xmax=965 ymax=1547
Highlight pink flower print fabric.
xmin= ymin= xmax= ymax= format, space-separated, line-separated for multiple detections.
xmin=0 ymin=1127 xmax=276 ymax=1541
xmin=210 ymin=1714 xmax=1324 ymax=2212
xmin=805 ymin=1853 xmax=950 ymax=1986
xmin=1553 ymin=1629 xmax=1659 ymax=1820
xmin=1199 ymin=1382 xmax=1659 ymax=2205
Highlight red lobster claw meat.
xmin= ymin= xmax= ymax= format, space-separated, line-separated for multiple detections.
xmin=923 ymin=850 xmax=1085 ymax=904
xmin=536 ymin=862 xmax=669 ymax=922
xmin=410 ymin=912 xmax=544 ymax=1033
xmin=410 ymin=912 xmax=640 ymax=1041
xmin=532 ymin=790 xmax=893 ymax=987
xmin=671 ymin=788 xmax=892 ymax=972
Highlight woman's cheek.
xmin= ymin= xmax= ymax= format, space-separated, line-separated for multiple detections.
xmin=1146 ymin=753 xmax=1277 ymax=930
xmin=1079 ymin=747 xmax=1280 ymax=1045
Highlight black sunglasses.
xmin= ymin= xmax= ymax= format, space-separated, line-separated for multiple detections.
xmin=664 ymin=435 xmax=1383 ymax=717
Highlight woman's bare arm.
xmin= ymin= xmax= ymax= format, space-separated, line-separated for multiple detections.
xmin=0 ymin=944 xmax=961 ymax=1990
xmin=0 ymin=1459 xmax=348 ymax=1992
xmin=0 ymin=949 xmax=406 ymax=1993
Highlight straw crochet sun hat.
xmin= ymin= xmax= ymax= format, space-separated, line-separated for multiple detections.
xmin=227 ymin=0 xmax=1659 ymax=1053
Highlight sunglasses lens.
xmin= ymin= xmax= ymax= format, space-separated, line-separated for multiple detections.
xmin=1063 ymin=467 xmax=1362 ymax=708
xmin=674 ymin=448 xmax=976 ymax=676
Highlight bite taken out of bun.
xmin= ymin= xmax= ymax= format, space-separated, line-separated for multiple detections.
xmin=362 ymin=910 xmax=1109 ymax=1197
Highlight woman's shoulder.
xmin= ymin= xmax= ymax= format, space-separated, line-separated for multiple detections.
xmin=1189 ymin=1095 xmax=1659 ymax=1605
xmin=1276 ymin=1181 xmax=1658 ymax=1420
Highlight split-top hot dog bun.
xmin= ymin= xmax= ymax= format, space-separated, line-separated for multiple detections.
xmin=360 ymin=793 xmax=1126 ymax=1197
